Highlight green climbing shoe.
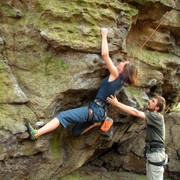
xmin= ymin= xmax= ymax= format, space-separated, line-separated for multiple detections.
xmin=25 ymin=121 xmax=38 ymax=140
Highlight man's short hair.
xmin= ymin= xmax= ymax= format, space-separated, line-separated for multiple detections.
xmin=155 ymin=95 xmax=166 ymax=112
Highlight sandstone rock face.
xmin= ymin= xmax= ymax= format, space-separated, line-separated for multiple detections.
xmin=0 ymin=0 xmax=179 ymax=179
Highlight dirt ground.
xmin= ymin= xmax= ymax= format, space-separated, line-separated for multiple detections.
xmin=60 ymin=165 xmax=173 ymax=180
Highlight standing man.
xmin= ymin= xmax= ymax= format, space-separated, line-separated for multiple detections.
xmin=107 ymin=95 xmax=167 ymax=180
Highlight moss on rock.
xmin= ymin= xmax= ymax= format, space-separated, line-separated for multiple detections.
xmin=127 ymin=45 xmax=180 ymax=69
xmin=32 ymin=0 xmax=138 ymax=51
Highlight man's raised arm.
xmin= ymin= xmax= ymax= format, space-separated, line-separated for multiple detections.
xmin=107 ymin=95 xmax=145 ymax=120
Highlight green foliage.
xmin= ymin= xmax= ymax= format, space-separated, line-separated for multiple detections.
xmin=172 ymin=103 xmax=180 ymax=111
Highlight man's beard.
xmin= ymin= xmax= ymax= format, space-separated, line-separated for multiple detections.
xmin=146 ymin=106 xmax=155 ymax=111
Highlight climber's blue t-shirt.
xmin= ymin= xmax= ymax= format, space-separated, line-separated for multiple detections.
xmin=95 ymin=74 xmax=124 ymax=103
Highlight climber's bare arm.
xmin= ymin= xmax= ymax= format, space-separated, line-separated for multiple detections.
xmin=101 ymin=28 xmax=119 ymax=80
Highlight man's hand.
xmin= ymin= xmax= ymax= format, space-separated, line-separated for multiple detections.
xmin=107 ymin=95 xmax=119 ymax=107
xmin=101 ymin=28 xmax=108 ymax=37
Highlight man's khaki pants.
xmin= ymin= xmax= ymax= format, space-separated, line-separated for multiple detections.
xmin=146 ymin=150 xmax=166 ymax=180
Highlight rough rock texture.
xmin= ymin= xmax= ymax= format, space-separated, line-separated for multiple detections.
xmin=0 ymin=0 xmax=179 ymax=179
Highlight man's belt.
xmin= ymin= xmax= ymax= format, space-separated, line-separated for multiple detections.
xmin=145 ymin=141 xmax=168 ymax=167
xmin=148 ymin=141 xmax=164 ymax=149
xmin=149 ymin=143 xmax=164 ymax=149
xmin=146 ymin=141 xmax=164 ymax=152
xmin=148 ymin=159 xmax=166 ymax=166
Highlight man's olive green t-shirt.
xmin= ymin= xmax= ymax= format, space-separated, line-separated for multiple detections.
xmin=145 ymin=111 xmax=165 ymax=144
